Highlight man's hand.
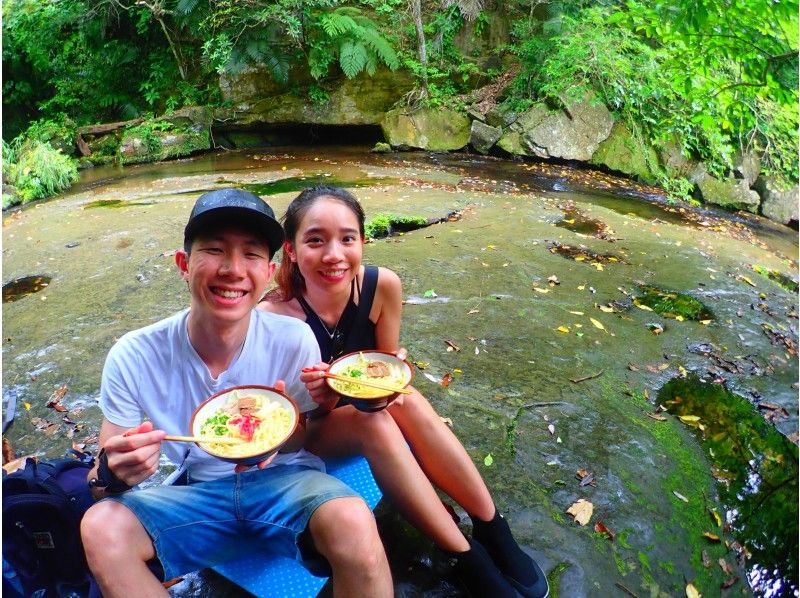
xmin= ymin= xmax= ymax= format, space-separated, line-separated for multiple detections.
xmin=102 ymin=422 xmax=166 ymax=487
xmin=233 ymin=379 xmax=286 ymax=474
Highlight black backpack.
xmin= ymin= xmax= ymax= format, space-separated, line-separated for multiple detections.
xmin=2 ymin=452 xmax=100 ymax=598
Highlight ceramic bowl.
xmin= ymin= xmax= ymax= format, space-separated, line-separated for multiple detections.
xmin=326 ymin=350 xmax=414 ymax=412
xmin=189 ymin=385 xmax=299 ymax=465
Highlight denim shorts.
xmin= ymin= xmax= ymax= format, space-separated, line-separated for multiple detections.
xmin=104 ymin=464 xmax=360 ymax=581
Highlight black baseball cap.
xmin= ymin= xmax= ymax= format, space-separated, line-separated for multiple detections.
xmin=183 ymin=188 xmax=284 ymax=257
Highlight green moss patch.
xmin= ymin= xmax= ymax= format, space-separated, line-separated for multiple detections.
xmin=365 ymin=213 xmax=429 ymax=239
xmin=633 ymin=285 xmax=713 ymax=321
xmin=243 ymin=175 xmax=397 ymax=197
xmin=752 ymin=265 xmax=799 ymax=293
xmin=658 ymin=375 xmax=799 ymax=596
xmin=83 ymin=199 xmax=155 ymax=209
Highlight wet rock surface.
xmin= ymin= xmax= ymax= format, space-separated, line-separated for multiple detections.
xmin=3 ymin=146 xmax=797 ymax=597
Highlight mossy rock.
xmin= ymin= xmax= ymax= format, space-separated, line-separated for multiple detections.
xmin=119 ymin=128 xmax=210 ymax=165
xmin=222 ymin=67 xmax=414 ymax=126
xmin=696 ymin=174 xmax=760 ymax=213
xmin=633 ymin=286 xmax=713 ymax=321
xmin=496 ymin=130 xmax=530 ymax=156
xmin=381 ymin=107 xmax=471 ymax=151
xmin=591 ymin=122 xmax=660 ymax=184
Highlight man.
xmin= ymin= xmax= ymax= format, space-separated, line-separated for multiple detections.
xmin=80 ymin=188 xmax=392 ymax=597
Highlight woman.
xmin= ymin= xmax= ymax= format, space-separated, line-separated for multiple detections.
xmin=259 ymin=185 xmax=548 ymax=598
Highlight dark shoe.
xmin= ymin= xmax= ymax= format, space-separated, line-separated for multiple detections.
xmin=449 ymin=536 xmax=520 ymax=598
xmin=471 ymin=510 xmax=550 ymax=598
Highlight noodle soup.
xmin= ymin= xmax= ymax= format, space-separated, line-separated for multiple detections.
xmin=327 ymin=351 xmax=413 ymax=412
xmin=190 ymin=386 xmax=299 ymax=465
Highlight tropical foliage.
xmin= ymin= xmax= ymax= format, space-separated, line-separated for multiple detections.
xmin=3 ymin=138 xmax=79 ymax=207
xmin=2 ymin=0 xmax=797 ymax=198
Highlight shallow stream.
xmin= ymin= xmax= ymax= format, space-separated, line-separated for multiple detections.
xmin=3 ymin=146 xmax=798 ymax=597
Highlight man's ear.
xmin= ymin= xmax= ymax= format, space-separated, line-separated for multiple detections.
xmin=175 ymin=250 xmax=189 ymax=280
xmin=284 ymin=240 xmax=297 ymax=263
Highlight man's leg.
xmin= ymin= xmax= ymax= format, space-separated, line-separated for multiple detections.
xmin=307 ymin=496 xmax=392 ymax=598
xmin=81 ymin=500 xmax=167 ymax=598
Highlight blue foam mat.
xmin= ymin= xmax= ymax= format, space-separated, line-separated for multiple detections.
xmin=212 ymin=456 xmax=382 ymax=597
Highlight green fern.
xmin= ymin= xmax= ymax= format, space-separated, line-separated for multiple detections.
xmin=339 ymin=40 xmax=368 ymax=78
xmin=358 ymin=27 xmax=399 ymax=70
xmin=224 ymin=33 xmax=290 ymax=83
xmin=310 ymin=8 xmax=398 ymax=80
xmin=320 ymin=13 xmax=359 ymax=37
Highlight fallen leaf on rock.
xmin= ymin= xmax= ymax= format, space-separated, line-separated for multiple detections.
xmin=628 ymin=363 xmax=639 ymax=371
xmin=483 ymin=454 xmax=493 ymax=466
xmin=679 ymin=415 xmax=701 ymax=424
xmin=673 ymin=490 xmax=689 ymax=503
xmin=533 ymin=287 xmax=550 ymax=294
xmin=710 ymin=509 xmax=722 ymax=527
xmin=444 ymin=340 xmax=460 ymax=352
xmin=589 ymin=317 xmax=606 ymax=332
xmin=566 ymin=499 xmax=593 ymax=525
xmin=720 ymin=576 xmax=739 ymax=590
xmin=703 ymin=532 xmax=721 ymax=542
xmin=569 ymin=310 xmax=584 ymax=315
xmin=686 ymin=582 xmax=701 ymax=598
xmin=737 ymin=275 xmax=756 ymax=287
xmin=702 ymin=550 xmax=711 ymax=567
xmin=547 ymin=424 xmax=555 ymax=435
xmin=440 ymin=417 xmax=453 ymax=427
xmin=441 ymin=373 xmax=453 ymax=387
xmin=647 ymin=413 xmax=667 ymax=421
xmin=547 ymin=275 xmax=560 ymax=286
xmin=718 ymin=558 xmax=734 ymax=575
xmin=594 ymin=521 xmax=615 ymax=540
xmin=557 ymin=326 xmax=570 ymax=333
xmin=467 ymin=309 xmax=480 ymax=315
xmin=23 ymin=402 xmax=31 ymax=411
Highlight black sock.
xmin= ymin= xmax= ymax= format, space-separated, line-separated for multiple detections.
xmin=471 ymin=509 xmax=539 ymax=587
xmin=447 ymin=537 xmax=518 ymax=598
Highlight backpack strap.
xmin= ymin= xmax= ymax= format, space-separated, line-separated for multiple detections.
xmin=3 ymin=392 xmax=17 ymax=434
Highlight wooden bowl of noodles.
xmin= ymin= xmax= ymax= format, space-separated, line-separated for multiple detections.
xmin=190 ymin=385 xmax=299 ymax=465
xmin=327 ymin=350 xmax=414 ymax=412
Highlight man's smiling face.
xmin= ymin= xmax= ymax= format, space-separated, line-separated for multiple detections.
xmin=177 ymin=226 xmax=276 ymax=326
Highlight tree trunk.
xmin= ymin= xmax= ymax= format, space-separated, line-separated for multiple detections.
xmin=410 ymin=0 xmax=429 ymax=98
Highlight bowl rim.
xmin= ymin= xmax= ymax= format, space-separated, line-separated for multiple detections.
xmin=326 ymin=349 xmax=414 ymax=400
xmin=189 ymin=385 xmax=300 ymax=460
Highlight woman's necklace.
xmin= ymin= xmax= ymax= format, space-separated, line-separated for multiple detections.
xmin=313 ymin=308 xmax=341 ymax=340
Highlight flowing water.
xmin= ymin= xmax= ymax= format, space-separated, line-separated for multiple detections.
xmin=3 ymin=146 xmax=798 ymax=597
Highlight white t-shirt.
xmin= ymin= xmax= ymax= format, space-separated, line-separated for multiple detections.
xmin=100 ymin=308 xmax=324 ymax=481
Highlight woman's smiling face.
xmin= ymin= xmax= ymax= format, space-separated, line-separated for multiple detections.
xmin=287 ymin=196 xmax=364 ymax=295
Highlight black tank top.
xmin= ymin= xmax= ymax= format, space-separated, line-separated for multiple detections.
xmin=296 ymin=266 xmax=379 ymax=362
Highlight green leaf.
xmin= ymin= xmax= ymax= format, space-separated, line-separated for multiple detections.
xmin=484 ymin=453 xmax=494 ymax=466
xmin=338 ymin=40 xmax=367 ymax=78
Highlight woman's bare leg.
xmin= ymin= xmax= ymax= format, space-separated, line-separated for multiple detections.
xmin=388 ymin=389 xmax=495 ymax=521
xmin=306 ymin=407 xmax=469 ymax=551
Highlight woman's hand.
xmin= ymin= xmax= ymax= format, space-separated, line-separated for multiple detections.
xmin=301 ymin=363 xmax=339 ymax=412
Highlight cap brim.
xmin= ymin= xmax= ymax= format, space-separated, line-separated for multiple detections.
xmin=184 ymin=207 xmax=284 ymax=257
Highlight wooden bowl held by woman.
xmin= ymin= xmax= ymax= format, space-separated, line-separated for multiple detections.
xmin=327 ymin=350 xmax=414 ymax=412
xmin=189 ymin=385 xmax=299 ymax=465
